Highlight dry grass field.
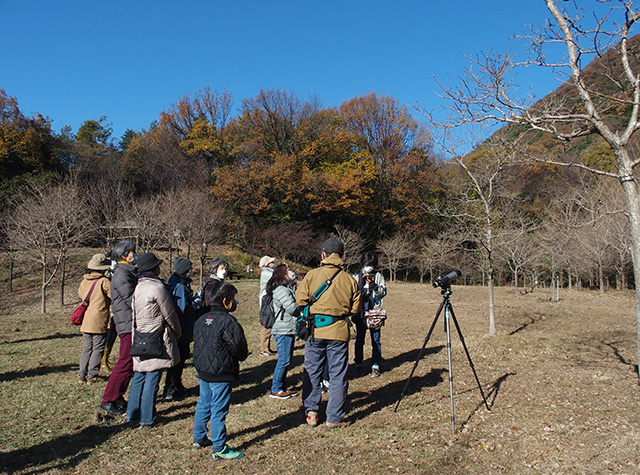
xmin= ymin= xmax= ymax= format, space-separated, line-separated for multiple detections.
xmin=1 ymin=275 xmax=640 ymax=474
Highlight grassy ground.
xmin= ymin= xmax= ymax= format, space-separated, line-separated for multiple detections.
xmin=1 ymin=274 xmax=640 ymax=474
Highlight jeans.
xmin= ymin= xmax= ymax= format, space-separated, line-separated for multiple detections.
xmin=193 ymin=380 xmax=232 ymax=453
xmin=126 ymin=370 xmax=161 ymax=425
xmin=302 ymin=338 xmax=348 ymax=424
xmin=79 ymin=332 xmax=107 ymax=380
xmin=271 ymin=334 xmax=294 ymax=393
xmin=354 ymin=318 xmax=382 ymax=368
xmin=101 ymin=333 xmax=134 ymax=404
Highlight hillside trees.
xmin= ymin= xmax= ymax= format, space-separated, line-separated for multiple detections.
xmin=0 ymin=89 xmax=64 ymax=189
xmin=433 ymin=0 xmax=640 ymax=379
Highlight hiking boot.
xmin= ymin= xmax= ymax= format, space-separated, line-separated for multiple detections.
xmin=320 ymin=380 xmax=330 ymax=393
xmin=212 ymin=445 xmax=243 ymax=460
xmin=87 ymin=375 xmax=108 ymax=385
xmin=113 ymin=397 xmax=127 ymax=412
xmin=99 ymin=402 xmax=125 ymax=417
xmin=269 ymin=389 xmax=297 ymax=399
xmin=371 ymin=366 xmax=381 ymax=377
xmin=326 ymin=417 xmax=352 ymax=429
xmin=306 ymin=411 xmax=318 ymax=427
xmin=192 ymin=437 xmax=212 ymax=450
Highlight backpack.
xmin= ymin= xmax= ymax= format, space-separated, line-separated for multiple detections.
xmin=259 ymin=293 xmax=281 ymax=329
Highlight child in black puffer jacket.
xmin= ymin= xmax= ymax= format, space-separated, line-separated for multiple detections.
xmin=192 ymin=281 xmax=248 ymax=460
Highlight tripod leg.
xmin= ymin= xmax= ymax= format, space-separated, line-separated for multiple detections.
xmin=448 ymin=305 xmax=491 ymax=411
xmin=394 ymin=299 xmax=444 ymax=412
xmin=444 ymin=302 xmax=456 ymax=436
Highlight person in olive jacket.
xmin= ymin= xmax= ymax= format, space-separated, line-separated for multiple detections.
xmin=192 ymin=280 xmax=248 ymax=460
xmin=77 ymin=253 xmax=112 ymax=384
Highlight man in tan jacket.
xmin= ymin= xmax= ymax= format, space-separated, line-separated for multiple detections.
xmin=296 ymin=238 xmax=361 ymax=428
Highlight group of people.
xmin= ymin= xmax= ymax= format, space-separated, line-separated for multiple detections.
xmin=75 ymin=236 xmax=387 ymax=461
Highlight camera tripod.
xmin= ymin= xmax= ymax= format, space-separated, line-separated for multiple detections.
xmin=394 ymin=286 xmax=490 ymax=435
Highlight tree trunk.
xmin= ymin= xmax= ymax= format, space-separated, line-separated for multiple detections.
xmin=59 ymin=256 xmax=66 ymax=307
xmin=598 ymin=256 xmax=605 ymax=295
xmin=41 ymin=262 xmax=47 ymax=314
xmin=8 ymin=258 xmax=13 ymax=293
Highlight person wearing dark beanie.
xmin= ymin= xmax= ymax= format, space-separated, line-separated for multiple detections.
xmin=164 ymin=256 xmax=197 ymax=400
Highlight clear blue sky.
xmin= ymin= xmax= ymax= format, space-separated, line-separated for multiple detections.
xmin=2 ymin=1 xmax=564 ymax=141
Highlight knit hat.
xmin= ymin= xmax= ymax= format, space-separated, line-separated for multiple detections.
xmin=173 ymin=256 xmax=192 ymax=276
xmin=137 ymin=253 xmax=163 ymax=273
xmin=321 ymin=238 xmax=344 ymax=256
xmin=259 ymin=255 xmax=276 ymax=268
xmin=87 ymin=253 xmax=111 ymax=271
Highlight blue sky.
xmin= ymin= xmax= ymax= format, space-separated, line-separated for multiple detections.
xmin=2 ymin=1 xmax=565 ymax=142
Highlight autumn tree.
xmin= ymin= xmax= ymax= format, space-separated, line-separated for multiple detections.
xmin=0 ymin=89 xmax=63 ymax=187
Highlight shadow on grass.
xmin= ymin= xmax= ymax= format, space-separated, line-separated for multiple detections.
xmin=2 ymin=332 xmax=78 ymax=345
xmin=0 ymin=364 xmax=77 ymax=383
xmin=0 ymin=420 xmax=129 ymax=474
xmin=603 ymin=340 xmax=640 ymax=375
xmin=457 ymin=371 xmax=517 ymax=430
xmin=0 ymin=398 xmax=198 ymax=474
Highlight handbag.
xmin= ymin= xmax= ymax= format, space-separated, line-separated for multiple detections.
xmin=71 ymin=278 xmax=101 ymax=325
xmin=364 ymin=308 xmax=387 ymax=330
xmin=129 ymin=295 xmax=164 ymax=359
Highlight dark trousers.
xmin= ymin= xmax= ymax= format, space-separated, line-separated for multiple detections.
xmin=164 ymin=339 xmax=191 ymax=396
xmin=101 ymin=333 xmax=133 ymax=404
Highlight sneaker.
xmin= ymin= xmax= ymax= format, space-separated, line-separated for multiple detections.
xmin=212 ymin=445 xmax=243 ymax=460
xmin=306 ymin=411 xmax=318 ymax=427
xmin=260 ymin=350 xmax=275 ymax=357
xmin=320 ymin=380 xmax=330 ymax=393
xmin=326 ymin=417 xmax=352 ymax=429
xmin=87 ymin=375 xmax=108 ymax=384
xmin=192 ymin=437 xmax=212 ymax=450
xmin=371 ymin=366 xmax=380 ymax=377
xmin=269 ymin=389 xmax=297 ymax=399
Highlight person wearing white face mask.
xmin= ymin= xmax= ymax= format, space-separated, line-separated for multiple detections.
xmin=258 ymin=256 xmax=277 ymax=356
xmin=200 ymin=257 xmax=231 ymax=311
xmin=353 ymin=252 xmax=387 ymax=377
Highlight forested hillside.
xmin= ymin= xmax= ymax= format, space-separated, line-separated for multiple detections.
xmin=1 ymin=33 xmax=637 ymax=308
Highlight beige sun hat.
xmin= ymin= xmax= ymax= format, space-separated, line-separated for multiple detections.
xmin=87 ymin=253 xmax=111 ymax=271
xmin=259 ymin=255 xmax=276 ymax=267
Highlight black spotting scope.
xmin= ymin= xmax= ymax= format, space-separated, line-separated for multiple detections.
xmin=433 ymin=270 xmax=461 ymax=288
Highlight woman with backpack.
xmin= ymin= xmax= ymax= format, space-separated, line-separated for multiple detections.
xmin=267 ymin=264 xmax=299 ymax=399
xmin=77 ymin=253 xmax=112 ymax=384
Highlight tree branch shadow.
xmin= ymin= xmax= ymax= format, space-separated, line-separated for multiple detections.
xmin=603 ymin=340 xmax=639 ymax=375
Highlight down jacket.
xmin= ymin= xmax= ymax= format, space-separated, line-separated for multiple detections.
xmin=271 ymin=284 xmax=299 ymax=336
xmin=78 ymin=272 xmax=111 ymax=334
xmin=193 ymin=304 xmax=248 ymax=382
xmin=111 ymin=262 xmax=138 ymax=335
xmin=131 ymin=275 xmax=182 ymax=373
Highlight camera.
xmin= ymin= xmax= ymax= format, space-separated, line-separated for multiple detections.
xmin=433 ymin=270 xmax=461 ymax=288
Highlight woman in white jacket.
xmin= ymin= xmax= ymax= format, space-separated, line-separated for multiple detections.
xmin=126 ymin=253 xmax=182 ymax=427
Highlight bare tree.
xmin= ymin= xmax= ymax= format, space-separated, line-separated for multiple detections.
xmin=131 ymin=195 xmax=167 ymax=253
xmin=431 ymin=0 xmax=640 ymax=380
xmin=334 ymin=224 xmax=366 ymax=271
xmin=377 ymin=232 xmax=414 ymax=282
xmin=7 ymin=179 xmax=95 ymax=312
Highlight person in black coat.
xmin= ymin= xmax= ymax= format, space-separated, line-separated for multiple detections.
xmin=192 ymin=280 xmax=248 ymax=460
